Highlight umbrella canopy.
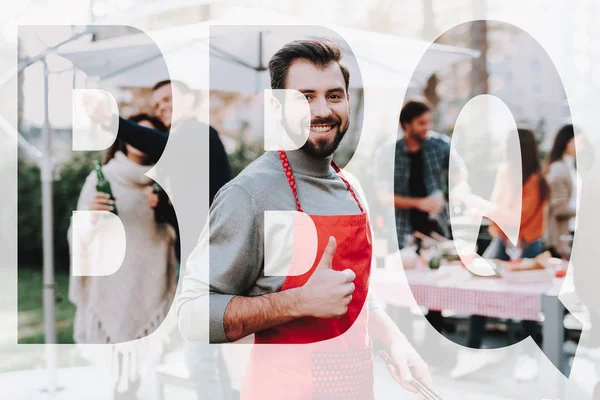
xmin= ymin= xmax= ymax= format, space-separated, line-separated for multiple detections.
xmin=58 ymin=12 xmax=479 ymax=92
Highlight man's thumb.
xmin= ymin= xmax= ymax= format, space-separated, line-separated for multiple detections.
xmin=318 ymin=236 xmax=336 ymax=269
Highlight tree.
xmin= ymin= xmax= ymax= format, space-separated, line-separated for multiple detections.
xmin=421 ymin=0 xmax=442 ymax=109
xmin=467 ymin=1 xmax=495 ymax=196
xmin=470 ymin=1 xmax=489 ymax=97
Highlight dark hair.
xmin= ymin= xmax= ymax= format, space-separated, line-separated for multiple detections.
xmin=152 ymin=79 xmax=191 ymax=94
xmin=268 ymin=40 xmax=350 ymax=91
xmin=102 ymin=114 xmax=167 ymax=164
xmin=400 ymin=101 xmax=431 ymax=129
xmin=545 ymin=124 xmax=575 ymax=170
xmin=129 ymin=113 xmax=168 ymax=131
xmin=516 ymin=128 xmax=550 ymax=203
xmin=152 ymin=79 xmax=197 ymax=109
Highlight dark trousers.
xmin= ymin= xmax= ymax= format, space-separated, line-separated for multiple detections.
xmin=467 ymin=238 xmax=543 ymax=350
xmin=426 ymin=310 xmax=444 ymax=335
xmin=467 ymin=315 xmax=538 ymax=349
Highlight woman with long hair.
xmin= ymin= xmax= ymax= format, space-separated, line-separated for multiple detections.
xmin=453 ymin=129 xmax=550 ymax=381
xmin=68 ymin=114 xmax=175 ymax=399
xmin=484 ymin=128 xmax=550 ymax=258
xmin=545 ymin=124 xmax=577 ymax=258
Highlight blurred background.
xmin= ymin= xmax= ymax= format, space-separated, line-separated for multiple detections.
xmin=4 ymin=0 xmax=600 ymax=399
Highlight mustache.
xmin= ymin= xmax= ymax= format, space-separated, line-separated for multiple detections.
xmin=309 ymin=117 xmax=341 ymax=126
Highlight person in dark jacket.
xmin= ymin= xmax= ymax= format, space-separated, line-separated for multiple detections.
xmin=108 ymin=80 xmax=232 ymax=205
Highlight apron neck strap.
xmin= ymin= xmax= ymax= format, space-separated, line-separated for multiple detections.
xmin=277 ymin=149 xmax=365 ymax=214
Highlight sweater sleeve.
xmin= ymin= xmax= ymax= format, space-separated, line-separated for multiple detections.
xmin=177 ymin=183 xmax=263 ymax=343
xmin=106 ymin=116 xmax=169 ymax=162
xmin=547 ymin=164 xmax=576 ymax=219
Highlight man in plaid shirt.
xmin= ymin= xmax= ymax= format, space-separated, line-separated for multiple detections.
xmin=392 ymin=100 xmax=461 ymax=246
xmin=378 ymin=100 xmax=465 ymax=364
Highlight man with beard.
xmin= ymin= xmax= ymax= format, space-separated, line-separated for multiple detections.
xmin=178 ymin=40 xmax=431 ymax=399
xmin=393 ymin=101 xmax=449 ymax=243
xmin=382 ymin=100 xmax=459 ymax=369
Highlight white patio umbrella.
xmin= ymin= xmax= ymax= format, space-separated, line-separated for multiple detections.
xmin=57 ymin=11 xmax=479 ymax=92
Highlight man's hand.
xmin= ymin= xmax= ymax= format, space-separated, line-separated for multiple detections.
xmin=417 ymin=193 xmax=445 ymax=215
xmin=296 ymin=236 xmax=356 ymax=318
xmin=82 ymin=91 xmax=113 ymax=126
xmin=387 ymin=338 xmax=432 ymax=396
xmin=416 ymin=196 xmax=439 ymax=213
xmin=221 ymin=236 xmax=356 ymax=342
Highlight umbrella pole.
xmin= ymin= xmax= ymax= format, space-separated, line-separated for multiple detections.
xmin=41 ymin=57 xmax=58 ymax=394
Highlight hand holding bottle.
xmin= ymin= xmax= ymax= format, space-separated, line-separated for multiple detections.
xmin=89 ymin=192 xmax=116 ymax=212
xmin=93 ymin=161 xmax=118 ymax=214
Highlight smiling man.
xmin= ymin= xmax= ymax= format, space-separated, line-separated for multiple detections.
xmin=275 ymin=59 xmax=350 ymax=157
xmin=178 ymin=40 xmax=430 ymax=399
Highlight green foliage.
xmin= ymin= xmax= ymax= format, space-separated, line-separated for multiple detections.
xmin=18 ymin=152 xmax=102 ymax=269
xmin=18 ymin=266 xmax=75 ymax=344
xmin=228 ymin=140 xmax=262 ymax=177
xmin=18 ymin=159 xmax=42 ymax=264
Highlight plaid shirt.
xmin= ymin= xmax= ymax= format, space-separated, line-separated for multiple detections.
xmin=393 ymin=131 xmax=454 ymax=246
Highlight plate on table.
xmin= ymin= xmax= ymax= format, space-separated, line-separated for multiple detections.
xmin=465 ymin=258 xmax=502 ymax=278
xmin=501 ymin=267 xmax=555 ymax=284
xmin=498 ymin=252 xmax=558 ymax=284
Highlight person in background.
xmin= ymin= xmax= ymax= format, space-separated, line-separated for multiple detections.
xmin=549 ymin=126 xmax=600 ymax=374
xmin=391 ymin=101 xmax=448 ymax=242
xmin=84 ymin=80 xmax=233 ymax=399
xmin=68 ymin=114 xmax=176 ymax=400
xmin=545 ymin=124 xmax=577 ymax=259
xmin=83 ymin=79 xmax=233 ymax=204
xmin=455 ymin=128 xmax=550 ymax=381
xmin=148 ymin=80 xmax=233 ymax=204
xmin=145 ymin=80 xmax=233 ymax=399
xmin=377 ymin=100 xmax=464 ymax=364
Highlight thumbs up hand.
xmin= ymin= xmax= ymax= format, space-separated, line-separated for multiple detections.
xmin=296 ymin=236 xmax=356 ymax=319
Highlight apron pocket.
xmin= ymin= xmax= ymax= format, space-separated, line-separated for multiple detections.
xmin=311 ymin=345 xmax=374 ymax=400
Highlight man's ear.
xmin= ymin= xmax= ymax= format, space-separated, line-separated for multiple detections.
xmin=270 ymin=95 xmax=283 ymax=121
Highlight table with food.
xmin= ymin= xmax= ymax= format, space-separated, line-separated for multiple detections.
xmin=371 ymin=236 xmax=571 ymax=376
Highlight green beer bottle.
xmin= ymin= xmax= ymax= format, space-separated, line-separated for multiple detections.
xmin=93 ymin=161 xmax=118 ymax=215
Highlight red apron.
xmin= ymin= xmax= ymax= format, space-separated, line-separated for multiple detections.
xmin=240 ymin=150 xmax=374 ymax=400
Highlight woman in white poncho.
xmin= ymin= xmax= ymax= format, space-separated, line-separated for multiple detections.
xmin=68 ymin=114 xmax=176 ymax=399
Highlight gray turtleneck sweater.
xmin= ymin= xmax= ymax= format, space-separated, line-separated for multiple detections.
xmin=178 ymin=149 xmax=379 ymax=343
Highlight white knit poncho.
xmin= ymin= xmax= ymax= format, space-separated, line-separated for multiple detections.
xmin=68 ymin=151 xmax=177 ymax=391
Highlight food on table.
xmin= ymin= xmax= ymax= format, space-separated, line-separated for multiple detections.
xmin=400 ymin=247 xmax=419 ymax=270
xmin=429 ymin=255 xmax=441 ymax=270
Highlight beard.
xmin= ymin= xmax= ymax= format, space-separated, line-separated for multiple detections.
xmin=409 ymin=130 xmax=427 ymax=143
xmin=301 ymin=126 xmax=347 ymax=158
xmin=282 ymin=115 xmax=349 ymax=158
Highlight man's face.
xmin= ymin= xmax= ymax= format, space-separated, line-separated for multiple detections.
xmin=403 ymin=111 xmax=431 ymax=143
xmin=151 ymin=83 xmax=173 ymax=128
xmin=282 ymin=60 xmax=350 ymax=158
